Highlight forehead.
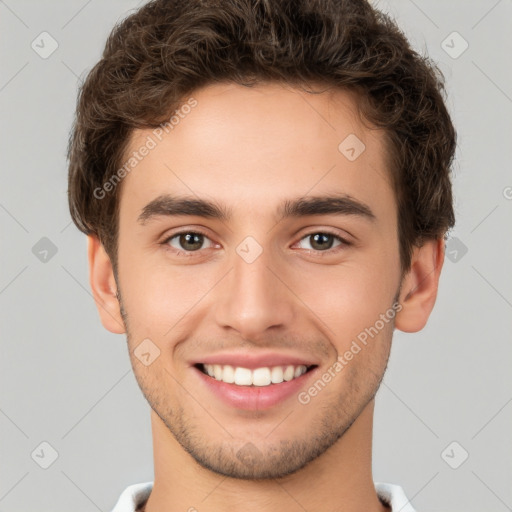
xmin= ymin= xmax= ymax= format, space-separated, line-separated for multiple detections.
xmin=118 ymin=82 xmax=394 ymax=225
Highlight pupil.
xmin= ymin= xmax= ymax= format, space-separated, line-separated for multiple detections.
xmin=181 ymin=233 xmax=202 ymax=251
xmin=311 ymin=233 xmax=333 ymax=250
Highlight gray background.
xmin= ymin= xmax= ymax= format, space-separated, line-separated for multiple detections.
xmin=1 ymin=1 xmax=511 ymax=511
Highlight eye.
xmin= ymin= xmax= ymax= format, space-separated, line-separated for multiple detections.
xmin=162 ymin=230 xmax=214 ymax=255
xmin=161 ymin=229 xmax=351 ymax=257
xmin=295 ymin=231 xmax=350 ymax=253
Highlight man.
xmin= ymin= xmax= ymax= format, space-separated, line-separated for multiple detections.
xmin=66 ymin=0 xmax=456 ymax=510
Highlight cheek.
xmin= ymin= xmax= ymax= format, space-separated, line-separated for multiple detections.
xmin=118 ymin=254 xmax=218 ymax=337
xmin=297 ymin=257 xmax=399 ymax=334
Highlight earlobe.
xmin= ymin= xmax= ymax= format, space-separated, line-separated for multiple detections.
xmin=395 ymin=238 xmax=445 ymax=333
xmin=87 ymin=235 xmax=126 ymax=334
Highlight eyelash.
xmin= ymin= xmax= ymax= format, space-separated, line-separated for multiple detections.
xmin=160 ymin=229 xmax=352 ymax=258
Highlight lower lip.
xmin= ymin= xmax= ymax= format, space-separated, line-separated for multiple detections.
xmin=193 ymin=366 xmax=318 ymax=410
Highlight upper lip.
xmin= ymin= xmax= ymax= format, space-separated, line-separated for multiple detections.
xmin=191 ymin=351 xmax=319 ymax=370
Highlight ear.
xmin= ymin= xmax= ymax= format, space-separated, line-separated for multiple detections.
xmin=87 ymin=235 xmax=126 ymax=334
xmin=395 ymin=238 xmax=445 ymax=333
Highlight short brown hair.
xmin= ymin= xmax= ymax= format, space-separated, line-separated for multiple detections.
xmin=67 ymin=0 xmax=456 ymax=276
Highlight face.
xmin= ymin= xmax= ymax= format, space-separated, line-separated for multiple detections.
xmin=114 ymin=82 xmax=403 ymax=479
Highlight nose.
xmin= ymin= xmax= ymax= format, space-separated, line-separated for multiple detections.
xmin=213 ymin=242 xmax=296 ymax=342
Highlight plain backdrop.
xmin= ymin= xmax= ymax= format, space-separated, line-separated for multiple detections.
xmin=1 ymin=1 xmax=511 ymax=511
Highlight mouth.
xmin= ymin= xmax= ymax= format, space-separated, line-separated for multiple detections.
xmin=195 ymin=363 xmax=318 ymax=387
xmin=190 ymin=350 xmax=322 ymax=410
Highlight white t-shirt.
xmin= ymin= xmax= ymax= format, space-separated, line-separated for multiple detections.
xmin=110 ymin=481 xmax=418 ymax=511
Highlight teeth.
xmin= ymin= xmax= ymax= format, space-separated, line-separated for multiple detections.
xmin=234 ymin=367 xmax=252 ymax=386
xmin=252 ymin=367 xmax=271 ymax=386
xmin=283 ymin=365 xmax=295 ymax=381
xmin=271 ymin=366 xmax=284 ymax=384
xmin=222 ymin=365 xmax=235 ymax=383
xmin=202 ymin=364 xmax=309 ymax=386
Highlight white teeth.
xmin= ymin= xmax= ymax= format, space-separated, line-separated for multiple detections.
xmin=202 ymin=364 xmax=309 ymax=386
xmin=271 ymin=366 xmax=284 ymax=384
xmin=234 ymin=367 xmax=252 ymax=386
xmin=294 ymin=366 xmax=304 ymax=378
xmin=283 ymin=365 xmax=295 ymax=381
xmin=252 ymin=367 xmax=271 ymax=386
xmin=222 ymin=364 xmax=235 ymax=383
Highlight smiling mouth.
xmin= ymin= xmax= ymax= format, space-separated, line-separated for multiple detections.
xmin=195 ymin=363 xmax=317 ymax=387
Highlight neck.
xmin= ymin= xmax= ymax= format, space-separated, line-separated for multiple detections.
xmin=143 ymin=400 xmax=389 ymax=512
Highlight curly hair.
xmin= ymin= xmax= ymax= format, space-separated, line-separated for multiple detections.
xmin=67 ymin=0 xmax=456 ymax=276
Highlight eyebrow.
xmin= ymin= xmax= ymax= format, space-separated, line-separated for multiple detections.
xmin=137 ymin=193 xmax=376 ymax=225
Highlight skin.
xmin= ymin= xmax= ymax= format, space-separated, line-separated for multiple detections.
xmin=88 ymin=82 xmax=445 ymax=512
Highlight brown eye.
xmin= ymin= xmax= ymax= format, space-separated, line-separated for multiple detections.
xmin=164 ymin=231 xmax=214 ymax=254
xmin=177 ymin=232 xmax=204 ymax=251
xmin=309 ymin=233 xmax=336 ymax=251
xmin=296 ymin=231 xmax=350 ymax=253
